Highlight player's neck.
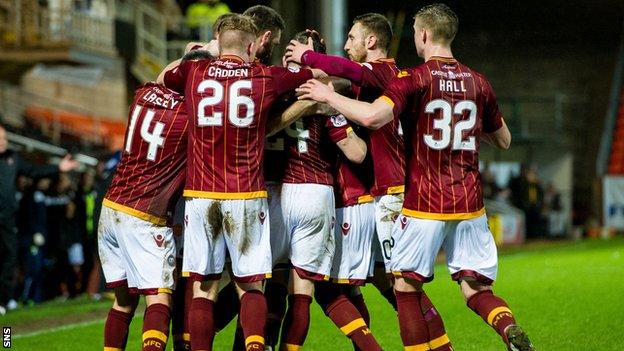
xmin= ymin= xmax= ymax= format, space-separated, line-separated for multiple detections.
xmin=220 ymin=50 xmax=250 ymax=62
xmin=366 ymin=50 xmax=387 ymax=62
xmin=424 ymin=45 xmax=453 ymax=62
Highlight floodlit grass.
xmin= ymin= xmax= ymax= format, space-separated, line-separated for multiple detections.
xmin=9 ymin=237 xmax=624 ymax=350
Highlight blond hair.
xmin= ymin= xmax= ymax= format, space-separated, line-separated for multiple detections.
xmin=217 ymin=14 xmax=259 ymax=52
xmin=414 ymin=3 xmax=458 ymax=44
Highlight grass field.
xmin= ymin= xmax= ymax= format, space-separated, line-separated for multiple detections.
xmin=6 ymin=237 xmax=624 ymax=350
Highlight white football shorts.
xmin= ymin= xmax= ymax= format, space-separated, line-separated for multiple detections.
xmin=98 ymin=206 xmax=176 ymax=294
xmin=372 ymin=193 xmax=404 ymax=272
xmin=267 ymin=182 xmax=289 ymax=269
xmin=390 ymin=213 xmax=498 ymax=284
xmin=282 ymin=183 xmax=335 ymax=281
xmin=182 ymin=197 xmax=272 ymax=282
xmin=331 ymin=202 xmax=376 ymax=285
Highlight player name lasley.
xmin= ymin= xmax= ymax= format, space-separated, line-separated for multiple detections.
xmin=142 ymin=91 xmax=181 ymax=109
xmin=439 ymin=78 xmax=467 ymax=92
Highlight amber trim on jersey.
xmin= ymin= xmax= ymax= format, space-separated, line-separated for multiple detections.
xmin=102 ymin=198 xmax=167 ymax=226
xmin=183 ymin=189 xmax=268 ymax=199
xmin=345 ymin=126 xmax=354 ymax=134
xmin=334 ymin=278 xmax=366 ymax=286
xmin=401 ymin=207 xmax=485 ymax=220
xmin=379 ymin=95 xmax=395 ymax=108
xmin=385 ymin=185 xmax=405 ymax=195
xmin=357 ymin=195 xmax=374 ymax=204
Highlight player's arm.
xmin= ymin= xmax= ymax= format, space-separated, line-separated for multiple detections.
xmin=266 ymin=100 xmax=318 ymax=136
xmin=156 ymin=40 xmax=218 ymax=86
xmin=336 ymin=129 xmax=367 ymax=164
xmin=483 ymin=118 xmax=511 ymax=149
xmin=297 ymin=79 xmax=393 ymax=130
xmin=286 ymin=40 xmax=364 ymax=84
xmin=156 ymin=59 xmax=182 ymax=85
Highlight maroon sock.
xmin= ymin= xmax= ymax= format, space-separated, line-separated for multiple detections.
xmin=381 ymin=287 xmax=398 ymax=311
xmin=104 ymin=308 xmax=133 ymax=350
xmin=419 ymin=293 xmax=452 ymax=350
xmin=172 ymin=278 xmax=191 ymax=351
xmin=280 ymin=294 xmax=312 ymax=349
xmin=189 ymin=298 xmax=215 ymax=351
xmin=265 ymin=281 xmax=288 ymax=348
xmin=325 ymin=295 xmax=382 ymax=351
xmin=348 ymin=293 xmax=370 ymax=327
xmin=395 ymin=290 xmax=429 ymax=349
xmin=467 ymin=290 xmax=516 ymax=343
xmin=214 ymin=282 xmax=240 ymax=331
xmin=142 ymin=303 xmax=171 ymax=351
xmin=239 ymin=290 xmax=267 ymax=350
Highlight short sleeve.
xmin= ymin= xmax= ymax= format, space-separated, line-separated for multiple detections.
xmin=326 ymin=114 xmax=353 ymax=143
xmin=163 ymin=60 xmax=192 ymax=93
xmin=270 ymin=66 xmax=314 ymax=96
xmin=380 ymin=69 xmax=420 ymax=117
xmin=481 ymin=79 xmax=504 ymax=133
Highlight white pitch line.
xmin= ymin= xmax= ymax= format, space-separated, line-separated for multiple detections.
xmin=13 ymin=318 xmax=106 ymax=339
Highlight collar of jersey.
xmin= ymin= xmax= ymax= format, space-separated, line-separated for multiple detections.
xmin=428 ymin=56 xmax=457 ymax=63
xmin=219 ymin=54 xmax=245 ymax=63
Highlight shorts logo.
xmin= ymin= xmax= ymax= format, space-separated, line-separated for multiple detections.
xmin=154 ymin=234 xmax=165 ymax=248
xmin=391 ymin=213 xmax=399 ymax=222
xmin=341 ymin=223 xmax=350 ymax=235
xmin=400 ymin=216 xmax=409 ymax=230
xmin=259 ymin=211 xmax=266 ymax=225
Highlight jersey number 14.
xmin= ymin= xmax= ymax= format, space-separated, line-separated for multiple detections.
xmin=125 ymin=106 xmax=165 ymax=162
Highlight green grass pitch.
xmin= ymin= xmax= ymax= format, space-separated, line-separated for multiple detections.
xmin=7 ymin=237 xmax=624 ymax=350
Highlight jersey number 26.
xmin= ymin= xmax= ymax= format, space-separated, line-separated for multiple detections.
xmin=197 ymin=79 xmax=255 ymax=127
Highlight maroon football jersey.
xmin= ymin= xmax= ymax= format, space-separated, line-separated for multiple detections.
xmin=354 ymin=59 xmax=405 ymax=197
xmin=326 ymin=115 xmax=373 ymax=208
xmin=381 ymin=57 xmax=503 ymax=219
xmin=281 ymin=113 xmax=340 ymax=185
xmin=104 ymin=83 xmax=188 ymax=225
xmin=163 ymin=55 xmax=313 ymax=199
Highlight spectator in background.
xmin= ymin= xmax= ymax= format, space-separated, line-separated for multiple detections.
xmin=21 ymin=177 xmax=52 ymax=305
xmin=185 ymin=0 xmax=231 ymax=40
xmin=482 ymin=168 xmax=500 ymax=200
xmin=510 ymin=164 xmax=545 ymax=238
xmin=0 ymin=124 xmax=79 ymax=314
xmin=543 ymin=183 xmax=565 ymax=237
xmin=45 ymin=173 xmax=73 ymax=300
xmin=76 ymin=169 xmax=100 ymax=300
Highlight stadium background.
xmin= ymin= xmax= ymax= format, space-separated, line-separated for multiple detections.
xmin=0 ymin=0 xmax=623 ymax=350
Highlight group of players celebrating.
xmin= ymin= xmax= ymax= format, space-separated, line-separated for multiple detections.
xmin=98 ymin=3 xmax=536 ymax=351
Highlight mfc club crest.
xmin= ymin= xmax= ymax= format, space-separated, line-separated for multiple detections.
xmin=258 ymin=211 xmax=266 ymax=225
xmin=400 ymin=216 xmax=409 ymax=230
xmin=341 ymin=223 xmax=351 ymax=235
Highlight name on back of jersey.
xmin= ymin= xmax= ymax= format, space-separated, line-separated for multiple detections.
xmin=143 ymin=91 xmax=180 ymax=109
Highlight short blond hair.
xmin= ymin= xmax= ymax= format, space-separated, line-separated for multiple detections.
xmin=218 ymin=14 xmax=259 ymax=52
xmin=414 ymin=3 xmax=458 ymax=44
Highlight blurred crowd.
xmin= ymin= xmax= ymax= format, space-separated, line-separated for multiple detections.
xmin=0 ymin=122 xmax=121 ymax=313
xmin=482 ymin=164 xmax=565 ymax=238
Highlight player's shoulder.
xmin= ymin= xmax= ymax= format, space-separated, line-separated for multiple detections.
xmin=364 ymin=58 xmax=397 ymax=70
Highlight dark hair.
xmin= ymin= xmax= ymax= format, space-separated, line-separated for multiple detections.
xmin=353 ymin=13 xmax=393 ymax=51
xmin=243 ymin=5 xmax=285 ymax=33
xmin=182 ymin=50 xmax=214 ymax=62
xmin=292 ymin=31 xmax=326 ymax=54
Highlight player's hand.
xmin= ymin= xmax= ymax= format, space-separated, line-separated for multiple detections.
xmin=296 ymin=79 xmax=335 ymax=103
xmin=305 ymin=29 xmax=325 ymax=45
xmin=315 ymin=103 xmax=339 ymax=116
xmin=202 ymin=39 xmax=220 ymax=58
xmin=185 ymin=41 xmax=207 ymax=54
xmin=285 ymin=38 xmax=314 ymax=64
xmin=59 ymin=154 xmax=79 ymax=172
